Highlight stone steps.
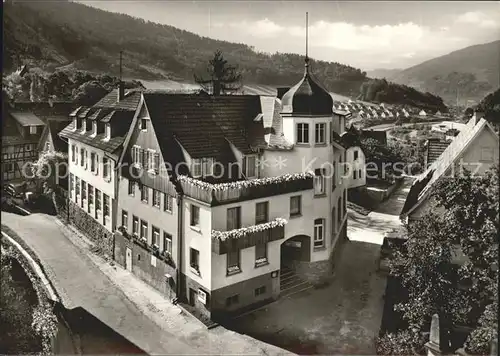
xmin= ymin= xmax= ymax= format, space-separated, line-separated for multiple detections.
xmin=279 ymin=267 xmax=313 ymax=299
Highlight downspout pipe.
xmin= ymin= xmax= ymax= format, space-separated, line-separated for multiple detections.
xmin=175 ymin=192 xmax=184 ymax=302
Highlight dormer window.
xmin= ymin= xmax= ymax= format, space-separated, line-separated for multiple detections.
xmin=91 ymin=122 xmax=97 ymax=137
xmin=29 ymin=126 xmax=37 ymax=135
xmin=242 ymin=155 xmax=257 ymax=178
xmin=104 ymin=124 xmax=111 ymax=141
xmin=81 ymin=119 xmax=86 ymax=133
xmin=72 ymin=117 xmax=78 ymax=131
xmin=192 ymin=158 xmax=214 ymax=178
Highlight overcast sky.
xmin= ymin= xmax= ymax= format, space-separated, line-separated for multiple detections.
xmin=79 ymin=1 xmax=500 ymax=70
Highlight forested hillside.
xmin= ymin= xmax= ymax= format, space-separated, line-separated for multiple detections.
xmin=391 ymin=41 xmax=499 ymax=104
xmin=3 ymin=0 xmax=366 ymax=96
xmin=3 ymin=0 xmax=447 ymax=111
xmin=359 ymin=79 xmax=447 ymax=112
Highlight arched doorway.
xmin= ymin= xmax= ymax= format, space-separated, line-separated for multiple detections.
xmin=280 ymin=235 xmax=311 ymax=269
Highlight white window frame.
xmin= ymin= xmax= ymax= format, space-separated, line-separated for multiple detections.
xmin=242 ymin=155 xmax=257 ymax=178
xmin=132 ymin=145 xmax=141 ymax=168
xmin=314 ymin=218 xmax=325 ymax=247
xmin=140 ymin=220 xmax=148 ymax=241
xmin=203 ymin=157 xmax=214 ymax=177
xmin=81 ymin=119 xmax=86 ymax=133
xmin=71 ymin=145 xmax=76 ymax=163
xmin=147 ymin=149 xmax=159 ymax=174
xmin=153 ymin=189 xmax=161 ymax=208
xmin=102 ymin=157 xmax=110 ymax=180
xmin=296 ymin=123 xmax=309 ymax=144
xmin=480 ymin=147 xmax=494 ymax=162
xmin=30 ymin=125 xmax=37 ymax=135
xmin=72 ymin=118 xmax=78 ymax=132
xmin=104 ymin=124 xmax=111 ymax=141
xmin=121 ymin=210 xmax=128 ymax=229
xmin=192 ymin=158 xmax=202 ymax=178
xmin=90 ymin=152 xmax=96 ymax=173
xmin=314 ymin=169 xmax=325 ymax=195
xmin=290 ymin=195 xmax=301 ymax=216
xmin=91 ymin=122 xmax=97 ymax=137
xmin=45 ymin=142 xmax=50 ymax=151
xmin=190 ymin=204 xmax=200 ymax=228
xmin=152 ymin=226 xmax=160 ymax=247
xmin=80 ymin=148 xmax=85 ymax=167
xmin=139 ymin=118 xmax=148 ymax=131
xmin=315 ymin=123 xmax=326 ymax=144
xmin=84 ymin=149 xmax=88 ymax=170
xmin=163 ymin=232 xmax=172 ymax=254
xmin=164 ymin=193 xmax=173 ymax=213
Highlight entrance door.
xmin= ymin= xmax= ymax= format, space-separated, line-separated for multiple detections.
xmin=125 ymin=247 xmax=132 ymax=272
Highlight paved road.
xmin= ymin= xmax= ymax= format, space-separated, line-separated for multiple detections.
xmin=1 ymin=212 xmax=200 ymax=355
xmin=2 ymin=212 xmax=293 ymax=356
xmin=228 ymin=179 xmax=412 ymax=354
xmin=348 ymin=178 xmax=412 ymax=245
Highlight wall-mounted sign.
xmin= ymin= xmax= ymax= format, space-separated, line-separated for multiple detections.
xmin=198 ymin=289 xmax=207 ymax=304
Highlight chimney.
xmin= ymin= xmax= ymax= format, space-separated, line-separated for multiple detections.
xmin=117 ymin=82 xmax=125 ymax=102
xmin=474 ymin=110 xmax=485 ymax=123
xmin=277 ymin=87 xmax=290 ymax=100
xmin=117 ymin=50 xmax=124 ymax=102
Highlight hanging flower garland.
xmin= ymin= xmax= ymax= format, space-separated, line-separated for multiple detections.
xmin=178 ymin=171 xmax=314 ymax=192
xmin=212 ymin=217 xmax=288 ymax=241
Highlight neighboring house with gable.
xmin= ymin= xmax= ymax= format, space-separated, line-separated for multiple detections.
xmin=2 ymin=100 xmax=74 ymax=183
xmin=341 ymin=126 xmax=367 ymax=189
xmin=59 ymin=88 xmax=142 ymax=236
xmin=400 ymin=114 xmax=499 ymax=223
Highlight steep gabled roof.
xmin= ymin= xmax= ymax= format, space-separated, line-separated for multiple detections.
xmin=401 ymin=117 xmax=499 ymax=217
xmin=93 ymin=89 xmax=142 ymax=111
xmin=143 ymin=94 xmax=265 ymax=158
xmin=38 ymin=120 xmax=71 ymax=152
xmin=426 ymin=138 xmax=451 ymax=166
xmin=10 ymin=111 xmax=45 ymax=126
xmin=59 ymin=90 xmax=140 ymax=154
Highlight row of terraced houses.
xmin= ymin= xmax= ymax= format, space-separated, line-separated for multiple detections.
xmin=58 ymin=60 xmax=356 ymax=321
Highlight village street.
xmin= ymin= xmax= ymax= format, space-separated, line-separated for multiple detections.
xmin=227 ymin=178 xmax=412 ymax=354
xmin=1 ymin=178 xmax=412 ymax=355
xmin=1 ymin=212 xmax=292 ymax=356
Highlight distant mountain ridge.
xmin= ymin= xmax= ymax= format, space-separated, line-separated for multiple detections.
xmin=390 ymin=40 xmax=500 ymax=104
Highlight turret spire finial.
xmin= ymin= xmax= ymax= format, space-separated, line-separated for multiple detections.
xmin=305 ymin=12 xmax=309 ymax=68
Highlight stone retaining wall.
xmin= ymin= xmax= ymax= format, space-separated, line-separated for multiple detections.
xmin=67 ymin=200 xmax=114 ymax=259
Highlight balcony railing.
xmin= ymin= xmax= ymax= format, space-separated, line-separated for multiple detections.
xmin=212 ymin=218 xmax=286 ymax=254
xmin=178 ymin=172 xmax=314 ymax=206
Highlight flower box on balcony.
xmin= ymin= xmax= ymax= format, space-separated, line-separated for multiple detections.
xmin=212 ymin=218 xmax=287 ymax=254
xmin=178 ymin=172 xmax=314 ymax=206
